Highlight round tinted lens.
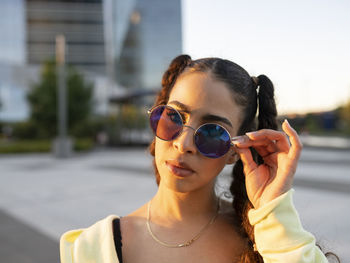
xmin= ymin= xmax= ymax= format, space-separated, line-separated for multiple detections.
xmin=149 ymin=106 xmax=183 ymax=141
xmin=195 ymin=124 xmax=231 ymax=158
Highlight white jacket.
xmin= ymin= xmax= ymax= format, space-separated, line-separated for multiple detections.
xmin=60 ymin=189 xmax=328 ymax=263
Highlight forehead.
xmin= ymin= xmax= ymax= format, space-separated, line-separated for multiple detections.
xmin=168 ymin=72 xmax=241 ymax=132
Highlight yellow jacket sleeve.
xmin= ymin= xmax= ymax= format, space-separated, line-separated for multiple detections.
xmin=248 ymin=189 xmax=328 ymax=263
xmin=60 ymin=215 xmax=120 ymax=263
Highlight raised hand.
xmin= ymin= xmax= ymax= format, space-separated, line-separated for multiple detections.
xmin=232 ymin=120 xmax=303 ymax=209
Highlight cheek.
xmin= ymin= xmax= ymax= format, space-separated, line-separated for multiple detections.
xmin=154 ymin=139 xmax=161 ymax=160
xmin=208 ymin=158 xmax=227 ymax=174
xmin=154 ymin=139 xmax=169 ymax=171
xmin=197 ymin=157 xmax=227 ymax=181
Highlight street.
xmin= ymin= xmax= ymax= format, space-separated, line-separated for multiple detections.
xmin=0 ymin=147 xmax=349 ymax=262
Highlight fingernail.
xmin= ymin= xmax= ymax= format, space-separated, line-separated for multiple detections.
xmin=284 ymin=119 xmax=290 ymax=125
xmin=231 ymin=136 xmax=245 ymax=144
xmin=246 ymin=131 xmax=257 ymax=137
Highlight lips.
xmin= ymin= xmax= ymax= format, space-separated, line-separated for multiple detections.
xmin=165 ymin=160 xmax=195 ymax=177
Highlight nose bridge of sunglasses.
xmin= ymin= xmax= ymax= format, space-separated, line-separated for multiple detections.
xmin=183 ymin=124 xmax=196 ymax=131
xmin=170 ymin=125 xmax=198 ymax=148
xmin=174 ymin=124 xmax=196 ymax=141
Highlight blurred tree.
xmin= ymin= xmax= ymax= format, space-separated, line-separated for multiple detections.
xmin=304 ymin=113 xmax=321 ymax=134
xmin=27 ymin=60 xmax=93 ymax=138
xmin=339 ymin=99 xmax=350 ymax=132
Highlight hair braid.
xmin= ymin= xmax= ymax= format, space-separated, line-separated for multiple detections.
xmin=256 ymin=75 xmax=278 ymax=130
xmin=230 ymin=75 xmax=278 ymax=262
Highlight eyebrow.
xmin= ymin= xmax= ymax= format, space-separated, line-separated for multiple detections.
xmin=168 ymin=100 xmax=233 ymax=128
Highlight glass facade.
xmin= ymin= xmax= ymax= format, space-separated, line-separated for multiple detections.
xmin=137 ymin=0 xmax=182 ymax=90
xmin=0 ymin=0 xmax=25 ymax=65
xmin=26 ymin=0 xmax=105 ymax=74
xmin=110 ymin=0 xmax=182 ymax=91
xmin=0 ymin=0 xmax=28 ymax=121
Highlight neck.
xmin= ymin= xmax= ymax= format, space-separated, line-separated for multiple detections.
xmin=150 ymin=181 xmax=219 ymax=226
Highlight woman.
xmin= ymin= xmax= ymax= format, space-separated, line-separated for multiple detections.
xmin=60 ymin=55 xmax=336 ymax=262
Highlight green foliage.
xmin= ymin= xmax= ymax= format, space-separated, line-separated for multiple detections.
xmin=0 ymin=138 xmax=94 ymax=154
xmin=0 ymin=140 xmax=51 ymax=153
xmin=105 ymin=105 xmax=149 ymax=145
xmin=339 ymin=99 xmax=350 ymax=133
xmin=119 ymin=105 xmax=148 ymax=129
xmin=27 ymin=60 xmax=93 ymax=138
xmin=304 ymin=113 xmax=321 ymax=133
xmin=70 ymin=117 xmax=105 ymax=138
xmin=11 ymin=121 xmax=39 ymax=139
xmin=340 ymin=100 xmax=350 ymax=121
xmin=74 ymin=138 xmax=95 ymax=151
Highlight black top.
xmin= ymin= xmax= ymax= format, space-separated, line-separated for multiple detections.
xmin=112 ymin=218 xmax=123 ymax=263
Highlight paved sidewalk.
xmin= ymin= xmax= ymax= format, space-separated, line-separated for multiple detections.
xmin=0 ymin=209 xmax=59 ymax=263
xmin=300 ymin=134 xmax=350 ymax=149
xmin=1 ymin=147 xmax=349 ymax=262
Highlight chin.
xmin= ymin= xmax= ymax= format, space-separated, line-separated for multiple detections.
xmin=160 ymin=171 xmax=210 ymax=194
xmin=159 ymin=173 xmax=195 ymax=192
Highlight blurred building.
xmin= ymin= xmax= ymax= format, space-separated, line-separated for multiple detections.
xmin=26 ymin=0 xmax=106 ymax=75
xmin=105 ymin=0 xmax=182 ymax=101
xmin=0 ymin=0 xmax=182 ymax=122
xmin=0 ymin=0 xmax=29 ymax=121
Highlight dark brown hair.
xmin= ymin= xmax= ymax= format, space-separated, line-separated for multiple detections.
xmin=148 ymin=54 xmax=340 ymax=262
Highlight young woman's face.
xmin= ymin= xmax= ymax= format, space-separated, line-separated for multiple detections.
xmin=155 ymin=72 xmax=242 ymax=193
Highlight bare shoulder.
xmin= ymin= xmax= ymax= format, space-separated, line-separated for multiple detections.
xmin=120 ymin=202 xmax=148 ymax=232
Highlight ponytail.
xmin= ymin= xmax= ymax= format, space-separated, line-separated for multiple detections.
xmin=232 ymin=75 xmax=340 ymax=262
xmin=231 ymin=74 xmax=278 ymax=262
xmin=256 ymin=75 xmax=278 ymax=131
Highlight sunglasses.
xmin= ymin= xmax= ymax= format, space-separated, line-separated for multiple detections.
xmin=148 ymin=105 xmax=235 ymax=158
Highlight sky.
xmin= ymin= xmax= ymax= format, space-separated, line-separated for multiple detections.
xmin=181 ymin=0 xmax=350 ymax=114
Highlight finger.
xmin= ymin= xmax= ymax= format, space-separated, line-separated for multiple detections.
xmin=231 ymin=135 xmax=249 ymax=146
xmin=282 ymin=119 xmax=303 ymax=160
xmin=233 ymin=137 xmax=272 ymax=148
xmin=232 ymin=136 xmax=277 ymax=158
xmin=232 ymin=135 xmax=279 ymax=152
xmin=245 ymin=129 xmax=290 ymax=152
xmin=234 ymin=146 xmax=258 ymax=175
xmin=254 ymin=145 xmax=271 ymax=158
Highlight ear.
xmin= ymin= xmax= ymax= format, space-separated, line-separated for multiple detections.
xmin=226 ymin=149 xmax=240 ymax=165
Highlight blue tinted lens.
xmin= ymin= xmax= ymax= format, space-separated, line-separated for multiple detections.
xmin=195 ymin=124 xmax=231 ymax=158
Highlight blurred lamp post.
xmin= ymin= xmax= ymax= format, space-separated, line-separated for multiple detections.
xmin=53 ymin=34 xmax=72 ymax=158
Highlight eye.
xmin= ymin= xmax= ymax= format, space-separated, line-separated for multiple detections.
xmin=167 ymin=111 xmax=182 ymax=124
xmin=180 ymin=113 xmax=187 ymax=123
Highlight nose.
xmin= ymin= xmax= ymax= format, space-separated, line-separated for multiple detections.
xmin=173 ymin=125 xmax=197 ymax=155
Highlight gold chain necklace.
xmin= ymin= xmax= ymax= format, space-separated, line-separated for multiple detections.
xmin=146 ymin=199 xmax=220 ymax=248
